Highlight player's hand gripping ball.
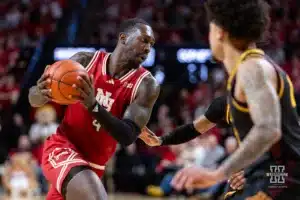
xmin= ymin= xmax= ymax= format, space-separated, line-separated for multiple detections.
xmin=45 ymin=60 xmax=95 ymax=107
xmin=72 ymin=73 xmax=96 ymax=109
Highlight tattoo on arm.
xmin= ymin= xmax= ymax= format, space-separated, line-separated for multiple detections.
xmin=69 ymin=52 xmax=95 ymax=67
xmin=219 ymin=59 xmax=281 ymax=177
xmin=123 ymin=74 xmax=160 ymax=128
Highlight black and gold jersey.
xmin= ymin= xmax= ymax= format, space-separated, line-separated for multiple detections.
xmin=226 ymin=48 xmax=300 ymax=161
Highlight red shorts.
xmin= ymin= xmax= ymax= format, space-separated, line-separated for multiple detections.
xmin=42 ymin=134 xmax=106 ymax=200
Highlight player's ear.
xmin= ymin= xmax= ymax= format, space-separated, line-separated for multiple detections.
xmin=119 ymin=33 xmax=127 ymax=45
xmin=216 ymin=26 xmax=225 ymax=41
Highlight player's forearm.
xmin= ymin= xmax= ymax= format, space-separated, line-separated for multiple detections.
xmin=160 ymin=123 xmax=200 ymax=145
xmin=161 ymin=116 xmax=215 ymax=145
xmin=89 ymin=102 xmax=140 ymax=146
xmin=218 ymin=125 xmax=281 ymax=178
xmin=28 ymin=86 xmax=48 ymax=107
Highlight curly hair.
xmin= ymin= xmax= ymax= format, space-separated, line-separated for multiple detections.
xmin=205 ymin=0 xmax=270 ymax=42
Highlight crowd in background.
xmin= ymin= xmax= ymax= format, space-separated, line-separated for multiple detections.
xmin=0 ymin=0 xmax=299 ymax=199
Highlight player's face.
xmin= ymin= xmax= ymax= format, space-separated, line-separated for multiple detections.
xmin=209 ymin=22 xmax=225 ymax=61
xmin=125 ymin=25 xmax=155 ymax=66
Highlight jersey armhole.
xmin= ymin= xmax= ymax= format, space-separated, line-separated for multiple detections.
xmin=130 ymin=71 xmax=151 ymax=103
xmin=85 ymin=51 xmax=100 ymax=72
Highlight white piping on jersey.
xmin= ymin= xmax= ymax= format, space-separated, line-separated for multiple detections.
xmin=88 ymin=162 xmax=105 ymax=170
xmin=86 ymin=51 xmax=100 ymax=72
xmin=101 ymin=53 xmax=110 ymax=75
xmin=102 ymin=53 xmax=140 ymax=82
xmin=119 ymin=68 xmax=137 ymax=82
xmin=130 ymin=71 xmax=151 ymax=103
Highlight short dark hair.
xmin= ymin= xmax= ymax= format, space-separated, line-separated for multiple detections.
xmin=119 ymin=18 xmax=150 ymax=34
xmin=205 ymin=0 xmax=270 ymax=42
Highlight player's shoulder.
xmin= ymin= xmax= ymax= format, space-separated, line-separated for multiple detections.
xmin=237 ymin=56 xmax=278 ymax=84
xmin=142 ymin=70 xmax=159 ymax=89
xmin=238 ymin=57 xmax=274 ymax=74
xmin=69 ymin=51 xmax=95 ymax=67
xmin=69 ymin=50 xmax=109 ymax=67
xmin=137 ymin=70 xmax=160 ymax=99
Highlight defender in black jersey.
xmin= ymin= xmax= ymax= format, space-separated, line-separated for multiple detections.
xmin=142 ymin=0 xmax=300 ymax=199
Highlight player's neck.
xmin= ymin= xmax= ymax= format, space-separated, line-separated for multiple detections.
xmin=223 ymin=43 xmax=256 ymax=74
xmin=108 ymin=50 xmax=136 ymax=78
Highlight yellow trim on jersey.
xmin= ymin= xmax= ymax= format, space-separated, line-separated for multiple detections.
xmin=286 ymin=75 xmax=297 ymax=108
xmin=226 ymin=104 xmax=241 ymax=145
xmin=226 ymin=49 xmax=264 ymax=147
xmin=232 ymin=99 xmax=249 ymax=112
xmin=227 ymin=49 xmax=265 ymax=91
xmin=231 ymin=73 xmax=285 ymax=113
xmin=278 ymin=75 xmax=285 ymax=98
xmin=233 ymin=127 xmax=241 ymax=145
xmin=224 ymin=191 xmax=237 ymax=199
xmin=225 ymin=104 xmax=230 ymax=124
xmin=226 ymin=49 xmax=264 ymax=113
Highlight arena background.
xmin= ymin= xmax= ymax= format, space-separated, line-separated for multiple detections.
xmin=1 ymin=0 xmax=299 ymax=199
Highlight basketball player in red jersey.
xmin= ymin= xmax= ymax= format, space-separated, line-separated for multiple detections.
xmin=28 ymin=18 xmax=160 ymax=200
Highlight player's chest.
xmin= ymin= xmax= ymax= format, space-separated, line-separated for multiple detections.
xmin=93 ymin=78 xmax=134 ymax=112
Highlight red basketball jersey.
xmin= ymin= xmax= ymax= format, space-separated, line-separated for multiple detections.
xmin=56 ymin=51 xmax=150 ymax=166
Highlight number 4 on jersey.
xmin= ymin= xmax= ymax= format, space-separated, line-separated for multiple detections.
xmin=93 ymin=119 xmax=101 ymax=132
xmin=92 ymin=88 xmax=116 ymax=132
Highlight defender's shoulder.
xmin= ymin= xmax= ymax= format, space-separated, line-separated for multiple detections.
xmin=238 ymin=57 xmax=272 ymax=75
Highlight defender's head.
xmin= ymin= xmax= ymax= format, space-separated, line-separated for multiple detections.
xmin=118 ymin=18 xmax=155 ymax=66
xmin=205 ymin=0 xmax=269 ymax=61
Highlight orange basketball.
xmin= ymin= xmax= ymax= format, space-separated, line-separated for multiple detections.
xmin=45 ymin=60 xmax=88 ymax=105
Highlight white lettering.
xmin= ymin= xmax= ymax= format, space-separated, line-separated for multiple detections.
xmin=92 ymin=88 xmax=115 ymax=131
xmin=95 ymin=88 xmax=115 ymax=112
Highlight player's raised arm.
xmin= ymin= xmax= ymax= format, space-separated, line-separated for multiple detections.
xmin=28 ymin=52 xmax=94 ymax=107
xmin=218 ymin=58 xmax=282 ymax=178
xmin=139 ymin=95 xmax=230 ymax=146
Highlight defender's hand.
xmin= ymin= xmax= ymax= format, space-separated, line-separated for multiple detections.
xmin=36 ymin=65 xmax=51 ymax=100
xmin=73 ymin=73 xmax=96 ymax=109
xmin=139 ymin=127 xmax=162 ymax=146
xmin=228 ymin=171 xmax=245 ymax=190
xmin=171 ymin=166 xmax=226 ymax=191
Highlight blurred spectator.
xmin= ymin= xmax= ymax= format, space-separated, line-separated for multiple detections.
xmin=29 ymin=104 xmax=58 ymax=169
xmin=5 ymin=5 xmax=22 ymax=29
xmin=2 ymin=135 xmax=39 ymax=199
xmin=146 ymin=144 xmax=186 ymax=197
xmin=29 ymin=105 xmax=58 ymax=147
xmin=0 ymin=74 xmax=20 ymax=111
xmin=194 ymin=134 xmax=225 ymax=169
xmin=113 ymin=143 xmax=156 ymax=194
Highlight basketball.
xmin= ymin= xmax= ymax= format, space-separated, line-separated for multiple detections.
xmin=45 ymin=60 xmax=88 ymax=105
